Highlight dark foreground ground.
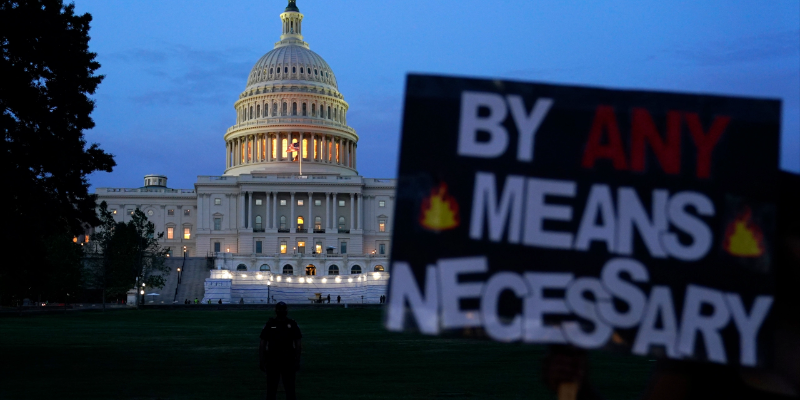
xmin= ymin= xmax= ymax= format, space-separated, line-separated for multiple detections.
xmin=0 ymin=308 xmax=653 ymax=399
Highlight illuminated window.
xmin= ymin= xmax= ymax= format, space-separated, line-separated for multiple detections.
xmin=215 ymin=198 xmax=221 ymax=205
xmin=341 ymin=242 xmax=347 ymax=254
xmin=297 ymin=199 xmax=304 ymax=206
xmin=280 ymin=241 xmax=287 ymax=254
xmin=336 ymin=142 xmax=339 ymax=163
xmin=282 ymin=138 xmax=288 ymax=158
xmin=183 ymin=228 xmax=191 ymax=239
xmin=280 ymin=216 xmax=286 ymax=230
xmin=314 ymin=200 xmax=321 ymax=206
xmin=374 ymin=265 xmax=384 ymax=272
xmin=297 ymin=241 xmax=305 ymax=253
xmin=379 ymin=243 xmax=386 ymax=255
xmin=167 ymin=227 xmax=174 ymax=239
xmin=297 ymin=216 xmax=304 ymax=230
xmin=184 ymin=209 xmax=190 ymax=216
xmin=314 ymin=216 xmax=321 ymax=230
xmin=85 ymin=235 xmax=90 ymax=243
xmin=315 ymin=241 xmax=322 ymax=254
xmin=313 ymin=138 xmax=318 ymax=159
xmin=328 ymin=142 xmax=332 ymax=161
xmin=255 ymin=241 xmax=262 ymax=254
xmin=338 ymin=200 xmax=345 ymax=207
xmin=280 ymin=200 xmax=287 ymax=206
xmin=256 ymin=199 xmax=262 ymax=206
xmin=328 ymin=265 xmax=339 ymax=275
xmin=168 ymin=209 xmax=174 ymax=216
xmin=272 ymin=138 xmax=277 ymax=158
xmin=379 ymin=220 xmax=386 ymax=232
xmin=247 ymin=141 xmax=252 ymax=161
xmin=214 ymin=218 xmax=221 ymax=231
xmin=338 ymin=216 xmax=345 ymax=230
xmin=302 ymin=138 xmax=308 ymax=158
xmin=379 ymin=200 xmax=385 ymax=207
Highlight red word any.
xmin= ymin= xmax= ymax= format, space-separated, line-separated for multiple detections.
xmin=581 ymin=106 xmax=730 ymax=178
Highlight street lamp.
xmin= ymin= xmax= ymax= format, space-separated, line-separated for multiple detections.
xmin=141 ymin=283 xmax=146 ymax=305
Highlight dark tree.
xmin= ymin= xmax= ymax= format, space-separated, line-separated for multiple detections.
xmin=1 ymin=0 xmax=115 ymax=305
xmin=88 ymin=202 xmax=169 ymax=308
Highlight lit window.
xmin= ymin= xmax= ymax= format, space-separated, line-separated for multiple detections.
xmin=168 ymin=209 xmax=174 ymax=216
xmin=315 ymin=241 xmax=322 ymax=254
xmin=314 ymin=216 xmax=322 ymax=231
xmin=297 ymin=241 xmax=305 ymax=253
xmin=280 ymin=241 xmax=287 ymax=254
xmin=379 ymin=200 xmax=385 ymax=207
xmin=297 ymin=199 xmax=304 ymax=206
xmin=297 ymin=216 xmax=304 ymax=230
xmin=256 ymin=241 xmax=263 ymax=254
xmin=339 ymin=200 xmax=345 ymax=207
xmin=374 ymin=265 xmax=385 ymax=272
xmin=379 ymin=220 xmax=386 ymax=232
xmin=379 ymin=243 xmax=386 ymax=255
xmin=167 ymin=227 xmax=174 ymax=239
xmin=340 ymin=241 xmax=347 ymax=254
xmin=256 ymin=199 xmax=262 ymax=206
xmin=183 ymin=228 xmax=191 ymax=239
xmin=214 ymin=218 xmax=221 ymax=231
xmin=214 ymin=198 xmax=221 ymax=205
xmin=302 ymin=138 xmax=308 ymax=158
xmin=184 ymin=209 xmax=190 ymax=216
xmin=315 ymin=200 xmax=321 ymax=206
xmin=280 ymin=200 xmax=287 ymax=206
xmin=282 ymin=138 xmax=288 ymax=157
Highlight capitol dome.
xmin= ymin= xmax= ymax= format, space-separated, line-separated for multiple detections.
xmin=245 ymin=43 xmax=339 ymax=91
xmin=224 ymin=0 xmax=357 ymax=177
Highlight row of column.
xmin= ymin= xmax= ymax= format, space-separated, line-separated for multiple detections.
xmin=235 ymin=191 xmax=363 ymax=233
xmin=226 ymin=132 xmax=356 ymax=169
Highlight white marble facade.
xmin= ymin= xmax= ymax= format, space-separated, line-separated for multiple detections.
xmin=95 ymin=1 xmax=394 ymax=303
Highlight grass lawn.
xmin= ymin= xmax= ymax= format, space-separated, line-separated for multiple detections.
xmin=0 ymin=308 xmax=653 ymax=399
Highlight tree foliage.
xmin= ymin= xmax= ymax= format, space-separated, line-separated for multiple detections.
xmin=1 ymin=0 xmax=115 ymax=303
xmin=89 ymin=202 xmax=169 ymax=303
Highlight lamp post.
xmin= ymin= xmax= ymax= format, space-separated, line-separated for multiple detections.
xmin=140 ymin=282 xmax=145 ymax=306
xmin=177 ymin=268 xmax=182 ymax=284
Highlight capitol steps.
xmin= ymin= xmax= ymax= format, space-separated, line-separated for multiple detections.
xmin=176 ymin=258 xmax=212 ymax=303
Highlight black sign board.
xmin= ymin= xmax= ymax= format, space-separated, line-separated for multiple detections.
xmin=386 ymin=74 xmax=781 ymax=367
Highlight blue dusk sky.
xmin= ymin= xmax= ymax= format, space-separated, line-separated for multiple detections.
xmin=72 ymin=0 xmax=800 ymax=190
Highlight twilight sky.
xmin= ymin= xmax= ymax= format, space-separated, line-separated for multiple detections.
xmin=73 ymin=0 xmax=800 ymax=190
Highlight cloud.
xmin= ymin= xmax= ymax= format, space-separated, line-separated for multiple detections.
xmin=674 ymin=30 xmax=800 ymax=66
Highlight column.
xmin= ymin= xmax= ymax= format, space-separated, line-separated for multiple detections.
xmin=265 ymin=190 xmax=271 ymax=228
xmin=197 ymin=193 xmax=204 ymax=230
xmin=308 ymin=192 xmax=313 ymax=231
xmin=248 ymin=191 xmax=253 ymax=229
xmin=332 ymin=193 xmax=337 ymax=232
xmin=225 ymin=142 xmax=229 ymax=168
xmin=272 ymin=192 xmax=277 ymax=230
xmin=325 ymin=192 xmax=331 ymax=229
xmin=357 ymin=194 xmax=362 ymax=230
xmin=290 ymin=192 xmax=296 ymax=233
xmin=350 ymin=193 xmax=354 ymax=231
xmin=238 ymin=191 xmax=245 ymax=229
xmin=228 ymin=194 xmax=236 ymax=229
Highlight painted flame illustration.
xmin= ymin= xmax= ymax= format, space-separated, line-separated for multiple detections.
xmin=419 ymin=183 xmax=460 ymax=231
xmin=723 ymin=207 xmax=765 ymax=257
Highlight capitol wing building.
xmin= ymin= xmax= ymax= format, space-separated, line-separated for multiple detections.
xmin=96 ymin=1 xmax=394 ymax=304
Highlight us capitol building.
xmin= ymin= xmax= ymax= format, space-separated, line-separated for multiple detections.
xmin=95 ymin=1 xmax=394 ymax=304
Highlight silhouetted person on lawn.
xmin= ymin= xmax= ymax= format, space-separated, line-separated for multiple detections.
xmin=260 ymin=301 xmax=302 ymax=400
xmin=327 ymin=294 xmax=331 ymax=303
xmin=240 ymin=297 xmax=245 ymax=304
xmin=337 ymin=295 xmax=341 ymax=303
xmin=218 ymin=299 xmax=222 ymax=304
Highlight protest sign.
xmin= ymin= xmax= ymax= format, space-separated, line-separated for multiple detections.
xmin=386 ymin=74 xmax=781 ymax=367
